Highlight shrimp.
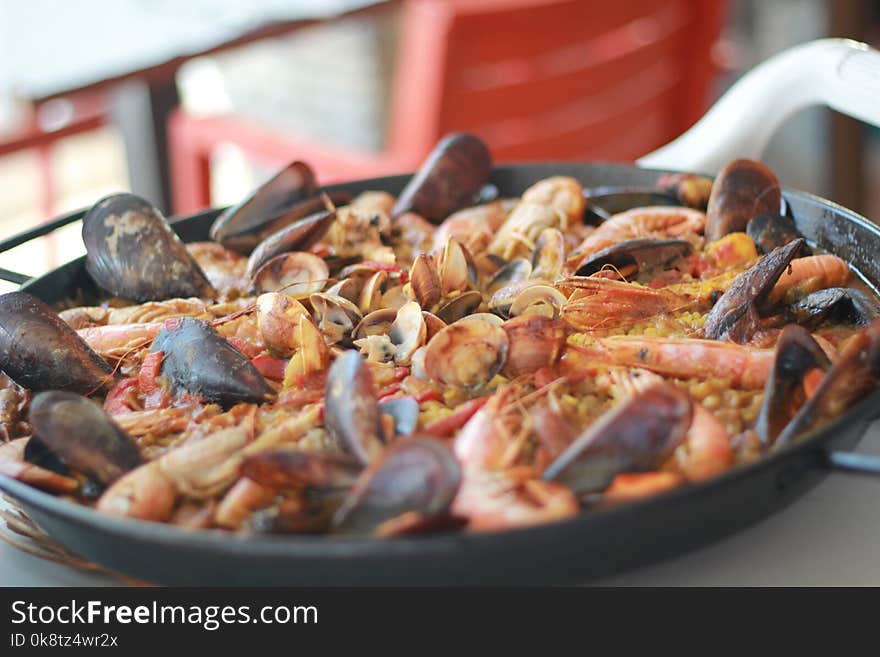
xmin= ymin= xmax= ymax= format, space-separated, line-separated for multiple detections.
xmin=560 ymin=277 xmax=695 ymax=329
xmin=766 ymin=254 xmax=851 ymax=306
xmin=568 ymin=206 xmax=706 ymax=271
xmin=673 ymin=404 xmax=734 ymax=482
xmin=0 ymin=438 xmax=79 ymax=494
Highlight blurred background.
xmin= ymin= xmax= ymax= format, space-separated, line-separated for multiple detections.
xmin=1 ymin=0 xmax=878 ymax=292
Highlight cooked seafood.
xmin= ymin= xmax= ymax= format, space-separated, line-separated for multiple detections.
xmin=2 ymin=139 xmax=879 ymax=539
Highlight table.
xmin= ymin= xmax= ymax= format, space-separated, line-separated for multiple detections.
xmin=2 ymin=420 xmax=879 ymax=587
xmin=0 ymin=0 xmax=389 ymax=213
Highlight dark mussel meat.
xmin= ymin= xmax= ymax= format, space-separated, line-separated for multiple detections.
xmin=391 ymin=133 xmax=492 ymax=223
xmin=703 ymin=238 xmax=804 ymax=342
xmin=332 ymin=437 xmax=462 ymax=535
xmin=241 ymin=449 xmax=362 ymax=490
xmin=543 ymin=383 xmax=692 ymax=495
xmin=583 ymin=187 xmax=679 ymax=223
xmin=755 ymin=324 xmax=831 ymax=446
xmin=151 ymin=317 xmax=273 ymax=406
xmin=746 ymin=212 xmax=805 ymax=255
xmin=706 ymin=158 xmax=782 ymax=241
xmin=209 ymin=161 xmax=320 ymax=251
xmin=775 ymin=318 xmax=880 ymax=448
xmin=0 ymin=292 xmax=114 ymax=394
xmin=28 ymin=391 xmax=143 ymax=487
xmin=324 ymin=350 xmax=384 ymax=465
xmin=574 ymin=237 xmax=692 ymax=277
xmin=245 ymin=208 xmax=336 ymax=280
xmin=786 ymin=287 xmax=880 ymax=329
xmin=82 ymin=193 xmax=215 ymax=301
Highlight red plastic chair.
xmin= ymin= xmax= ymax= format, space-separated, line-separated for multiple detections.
xmin=168 ymin=0 xmax=726 ymax=214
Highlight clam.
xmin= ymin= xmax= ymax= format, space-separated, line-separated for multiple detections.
xmin=437 ymin=237 xmax=477 ymax=296
xmin=530 ymin=228 xmax=566 ymax=281
xmin=423 ymin=318 xmax=509 ymax=389
xmin=251 ymin=251 xmax=329 ymax=297
xmin=706 ymin=159 xmax=782 ymax=241
xmin=435 ymin=290 xmax=483 ymax=324
xmin=29 ymin=391 xmax=142 ymax=486
xmin=309 ymin=293 xmax=363 ymax=345
xmin=0 ymin=292 xmax=115 ymax=394
xmin=501 ymin=315 xmax=568 ymax=378
xmin=508 ymin=284 xmax=567 ymax=319
xmin=256 ymin=293 xmax=311 ymax=357
xmin=151 ymin=317 xmax=273 ymax=406
xmin=410 ymin=253 xmax=442 ymax=309
xmin=391 ymin=133 xmax=492 ymax=223
xmin=82 ymin=193 xmax=215 ymax=301
xmin=388 ymin=301 xmax=427 ymax=365
xmin=486 ymin=258 xmax=532 ymax=297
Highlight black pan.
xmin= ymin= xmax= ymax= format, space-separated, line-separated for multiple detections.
xmin=2 ymin=162 xmax=880 ymax=586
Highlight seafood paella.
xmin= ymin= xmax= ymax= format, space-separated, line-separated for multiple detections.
xmin=1 ymin=133 xmax=879 ymax=537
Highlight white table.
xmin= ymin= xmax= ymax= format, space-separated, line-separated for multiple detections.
xmin=2 ymin=421 xmax=879 ymax=587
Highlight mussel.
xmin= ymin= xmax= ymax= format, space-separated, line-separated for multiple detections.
xmin=82 ymin=193 xmax=216 ymax=301
xmin=391 ymin=133 xmax=492 ymax=223
xmin=151 ymin=317 xmax=273 ymax=406
xmin=241 ymin=449 xmax=362 ymax=490
xmin=29 ymin=391 xmax=143 ymax=487
xmin=774 ymin=318 xmax=880 ymax=448
xmin=746 ymin=213 xmax=805 ymax=255
xmin=245 ymin=208 xmax=336 ymax=280
xmin=573 ymin=238 xmax=692 ymax=277
xmin=703 ymin=238 xmax=804 ymax=342
xmin=543 ymin=383 xmax=692 ymax=495
xmin=324 ymin=350 xmax=384 ymax=465
xmin=786 ymin=287 xmax=880 ymax=329
xmin=332 ymin=437 xmax=462 ymax=535
xmin=755 ymin=324 xmax=831 ymax=446
xmin=0 ymin=292 xmax=115 ymax=394
xmin=705 ymin=159 xmax=782 ymax=241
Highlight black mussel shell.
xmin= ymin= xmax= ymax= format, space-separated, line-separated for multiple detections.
xmin=29 ymin=391 xmax=142 ymax=486
xmin=391 ymin=133 xmax=492 ymax=223
xmin=574 ymin=238 xmax=692 ymax=277
xmin=324 ymin=350 xmax=384 ymax=465
xmin=151 ymin=317 xmax=273 ymax=407
xmin=83 ymin=193 xmax=215 ymax=301
xmin=0 ymin=292 xmax=114 ymax=394
xmin=332 ymin=437 xmax=461 ymax=535
xmin=789 ymin=287 xmax=880 ymax=329
xmin=543 ymin=383 xmax=692 ymax=495
xmin=746 ymin=213 xmax=806 ymax=255
xmin=245 ymin=209 xmax=336 ymax=280
xmin=210 ymin=161 xmax=317 ymax=251
xmin=706 ymin=159 xmax=782 ymax=241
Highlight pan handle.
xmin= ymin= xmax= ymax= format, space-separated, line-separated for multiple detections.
xmin=825 ymin=451 xmax=880 ymax=477
xmin=638 ymin=38 xmax=880 ymax=174
xmin=0 ymin=208 xmax=87 ymax=284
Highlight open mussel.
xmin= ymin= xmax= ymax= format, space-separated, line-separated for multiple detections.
xmin=151 ymin=317 xmax=273 ymax=406
xmin=391 ymin=133 xmax=492 ymax=223
xmin=245 ymin=208 xmax=336 ymax=280
xmin=774 ymin=318 xmax=880 ymax=447
xmin=746 ymin=213 xmax=805 ymax=255
xmin=574 ymin=238 xmax=692 ymax=277
xmin=29 ymin=391 xmax=142 ymax=487
xmin=705 ymin=159 xmax=782 ymax=241
xmin=755 ymin=325 xmax=831 ymax=446
xmin=703 ymin=238 xmax=804 ymax=342
xmin=82 ymin=193 xmax=215 ymax=301
xmin=0 ymin=292 xmax=114 ymax=394
xmin=786 ymin=287 xmax=880 ymax=329
xmin=324 ymin=350 xmax=384 ymax=465
xmin=332 ymin=437 xmax=461 ymax=535
xmin=543 ymin=383 xmax=692 ymax=495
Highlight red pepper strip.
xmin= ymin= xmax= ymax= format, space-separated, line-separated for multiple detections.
xmin=139 ymin=350 xmax=164 ymax=395
xmin=415 ymin=389 xmax=443 ymax=404
xmin=423 ymin=396 xmax=491 ymax=437
xmin=103 ymin=378 xmax=139 ymax=415
xmin=377 ymin=384 xmax=402 ymax=403
xmin=227 ymin=336 xmax=262 ymax=360
xmin=251 ymin=354 xmax=288 ymax=382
